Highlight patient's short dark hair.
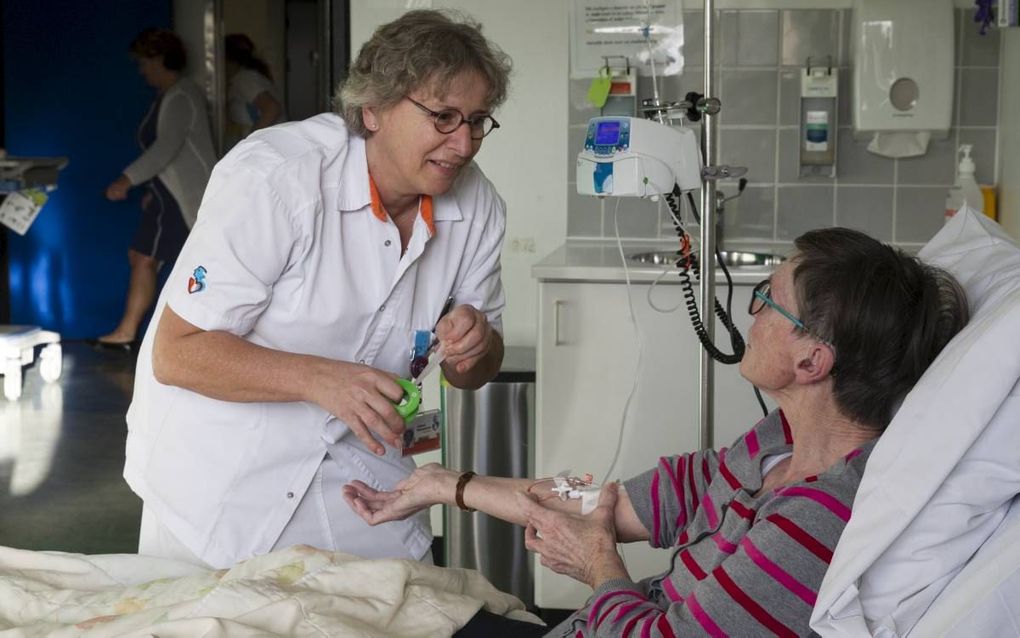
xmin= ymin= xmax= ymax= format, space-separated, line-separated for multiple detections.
xmin=792 ymin=227 xmax=969 ymax=430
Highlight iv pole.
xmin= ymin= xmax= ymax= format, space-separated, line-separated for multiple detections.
xmin=698 ymin=1 xmax=718 ymax=450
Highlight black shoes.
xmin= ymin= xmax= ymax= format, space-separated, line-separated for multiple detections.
xmin=86 ymin=338 xmax=135 ymax=352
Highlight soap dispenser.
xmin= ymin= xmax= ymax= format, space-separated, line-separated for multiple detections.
xmin=945 ymin=144 xmax=983 ymax=223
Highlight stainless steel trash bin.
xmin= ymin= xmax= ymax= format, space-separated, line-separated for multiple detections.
xmin=443 ymin=346 xmax=535 ymax=608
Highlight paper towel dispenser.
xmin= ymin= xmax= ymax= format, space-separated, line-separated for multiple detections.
xmin=852 ymin=0 xmax=954 ymax=157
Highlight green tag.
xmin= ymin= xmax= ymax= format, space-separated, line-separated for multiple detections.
xmin=587 ymin=67 xmax=612 ymax=109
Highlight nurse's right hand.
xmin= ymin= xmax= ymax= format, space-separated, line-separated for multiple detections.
xmin=315 ymin=361 xmax=407 ymax=455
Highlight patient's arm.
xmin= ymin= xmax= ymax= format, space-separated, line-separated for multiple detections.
xmin=342 ymin=463 xmax=650 ymax=543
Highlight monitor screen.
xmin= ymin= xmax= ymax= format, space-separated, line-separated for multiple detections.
xmin=595 ymin=121 xmax=621 ymax=145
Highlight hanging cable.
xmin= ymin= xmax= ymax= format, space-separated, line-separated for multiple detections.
xmin=663 ymin=184 xmax=745 ymax=365
xmin=602 ymin=199 xmax=644 ymax=482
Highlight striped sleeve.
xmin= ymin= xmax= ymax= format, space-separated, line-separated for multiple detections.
xmin=582 ymin=481 xmax=856 ymax=637
xmin=623 ymin=448 xmax=723 ymax=549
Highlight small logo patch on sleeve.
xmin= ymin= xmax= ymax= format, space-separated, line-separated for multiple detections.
xmin=188 ymin=266 xmax=207 ymax=294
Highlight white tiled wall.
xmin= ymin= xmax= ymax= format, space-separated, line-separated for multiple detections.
xmin=568 ymin=8 xmax=1003 ymax=247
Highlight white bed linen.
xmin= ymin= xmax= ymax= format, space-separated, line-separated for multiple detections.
xmin=812 ymin=208 xmax=1020 ymax=637
xmin=0 ymin=544 xmax=541 ymax=637
xmin=910 ymin=495 xmax=1020 ymax=636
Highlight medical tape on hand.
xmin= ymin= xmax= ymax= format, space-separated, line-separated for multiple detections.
xmin=580 ymin=486 xmax=601 ymax=515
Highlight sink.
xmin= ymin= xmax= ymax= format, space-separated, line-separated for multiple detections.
xmin=628 ymin=250 xmax=783 ymax=268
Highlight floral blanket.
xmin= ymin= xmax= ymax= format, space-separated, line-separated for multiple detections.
xmin=0 ymin=544 xmax=542 ymax=637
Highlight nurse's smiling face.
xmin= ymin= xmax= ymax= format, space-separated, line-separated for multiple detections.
xmin=363 ymin=70 xmax=491 ymax=201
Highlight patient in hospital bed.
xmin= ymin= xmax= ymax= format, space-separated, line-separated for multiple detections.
xmin=344 ymin=226 xmax=970 ymax=637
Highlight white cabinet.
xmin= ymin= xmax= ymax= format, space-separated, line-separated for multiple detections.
xmin=534 ymin=277 xmax=772 ymax=608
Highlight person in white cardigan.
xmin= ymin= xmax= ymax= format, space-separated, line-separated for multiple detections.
xmin=97 ymin=28 xmax=216 ymax=349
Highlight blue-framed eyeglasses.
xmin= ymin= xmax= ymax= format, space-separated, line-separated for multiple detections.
xmin=405 ymin=96 xmax=500 ymax=140
xmin=749 ymin=279 xmax=807 ymax=330
xmin=750 ymin=279 xmax=838 ymax=368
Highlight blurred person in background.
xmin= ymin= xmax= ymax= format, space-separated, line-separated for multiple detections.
xmin=225 ymin=33 xmax=285 ymax=146
xmin=97 ymin=28 xmax=215 ymax=350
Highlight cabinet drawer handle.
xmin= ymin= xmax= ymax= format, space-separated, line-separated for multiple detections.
xmin=553 ymin=299 xmax=565 ymax=345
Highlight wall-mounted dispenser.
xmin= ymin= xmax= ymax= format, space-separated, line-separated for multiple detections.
xmin=852 ymin=0 xmax=954 ymax=158
xmin=800 ymin=56 xmax=837 ymax=177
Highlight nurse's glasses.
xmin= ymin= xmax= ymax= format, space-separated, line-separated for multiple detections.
xmin=405 ymin=97 xmax=500 ymax=140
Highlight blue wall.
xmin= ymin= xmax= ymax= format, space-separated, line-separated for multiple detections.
xmin=4 ymin=0 xmax=172 ymax=338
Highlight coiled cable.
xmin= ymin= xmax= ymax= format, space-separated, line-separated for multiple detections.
xmin=663 ymin=185 xmax=746 ymax=365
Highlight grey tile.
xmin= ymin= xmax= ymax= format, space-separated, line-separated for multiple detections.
xmin=779 ymin=69 xmax=800 ymax=126
xmin=895 ymin=187 xmax=946 ymax=243
xmin=959 ymin=68 xmax=999 ymax=126
xmin=835 ymin=186 xmax=894 ymax=241
xmin=776 ymin=186 xmax=834 ymax=239
xmin=568 ymin=125 xmax=589 ymax=181
xmin=678 ymin=66 xmax=704 ymax=99
xmin=839 ymin=9 xmax=852 ymax=66
xmin=720 ymin=69 xmax=778 ymax=125
xmin=720 ymin=11 xmax=739 ymax=67
xmin=836 ymin=128 xmax=895 ymax=184
xmin=778 ymin=129 xmax=835 ymax=183
xmin=720 ymin=129 xmax=776 ymax=185
xmin=567 ymin=187 xmax=604 ymax=238
xmin=720 ymin=184 xmax=775 ymax=241
xmin=781 ymin=10 xmax=840 ymax=67
xmin=896 ymin=134 xmax=956 ymax=185
xmin=736 ymin=11 xmax=780 ymax=67
xmin=955 ymin=8 xmax=963 ymax=66
xmin=838 ymin=67 xmax=852 ymax=129
xmin=952 ymin=68 xmax=961 ymax=126
xmin=569 ymin=78 xmax=600 ymax=124
xmin=957 ymin=128 xmax=998 ymax=185
xmin=607 ymin=195 xmax=663 ymax=238
xmin=961 ymin=9 xmax=1000 ymax=67
xmin=683 ymin=11 xmax=705 ymax=67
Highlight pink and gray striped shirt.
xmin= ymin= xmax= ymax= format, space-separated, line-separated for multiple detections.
xmin=546 ymin=410 xmax=874 ymax=638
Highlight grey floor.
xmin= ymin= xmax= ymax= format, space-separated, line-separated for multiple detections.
xmin=0 ymin=342 xmax=142 ymax=554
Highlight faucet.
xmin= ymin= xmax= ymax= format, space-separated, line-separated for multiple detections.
xmin=714 ymin=177 xmax=747 ymax=250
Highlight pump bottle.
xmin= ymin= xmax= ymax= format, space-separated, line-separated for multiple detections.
xmin=945 ymin=144 xmax=983 ymax=223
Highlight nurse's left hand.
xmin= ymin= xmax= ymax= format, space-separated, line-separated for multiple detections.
xmin=516 ymin=482 xmax=630 ymax=590
xmin=435 ymin=304 xmax=493 ymax=375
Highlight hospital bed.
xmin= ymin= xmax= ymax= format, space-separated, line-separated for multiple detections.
xmin=0 ymin=325 xmax=61 ymax=400
xmin=813 ymin=208 xmax=1020 ymax=636
xmin=0 ymin=155 xmax=67 ymax=401
xmin=0 ymin=210 xmax=1016 ymax=637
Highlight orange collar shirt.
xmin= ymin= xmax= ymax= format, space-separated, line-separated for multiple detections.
xmin=125 ymin=113 xmax=506 ymax=568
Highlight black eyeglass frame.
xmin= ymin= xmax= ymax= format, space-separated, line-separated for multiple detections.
xmin=405 ymin=96 xmax=500 ymax=140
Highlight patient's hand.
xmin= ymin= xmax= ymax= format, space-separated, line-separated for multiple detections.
xmin=343 ymin=463 xmax=456 ymax=525
xmin=517 ymin=482 xmax=630 ymax=589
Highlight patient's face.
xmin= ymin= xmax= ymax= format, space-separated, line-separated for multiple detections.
xmin=740 ymin=261 xmax=802 ymax=392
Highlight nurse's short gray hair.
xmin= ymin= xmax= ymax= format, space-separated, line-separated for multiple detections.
xmin=334 ymin=9 xmax=512 ymax=138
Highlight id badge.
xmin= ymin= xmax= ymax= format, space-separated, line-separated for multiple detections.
xmin=401 ymin=409 xmax=441 ymax=456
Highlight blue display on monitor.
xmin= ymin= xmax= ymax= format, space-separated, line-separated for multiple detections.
xmin=595 ymin=121 xmax=621 ymax=145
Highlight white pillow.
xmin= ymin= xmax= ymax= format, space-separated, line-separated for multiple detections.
xmin=811 ymin=207 xmax=1020 ymax=637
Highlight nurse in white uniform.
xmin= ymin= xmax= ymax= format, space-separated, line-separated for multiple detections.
xmin=123 ymin=8 xmax=513 ymax=568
